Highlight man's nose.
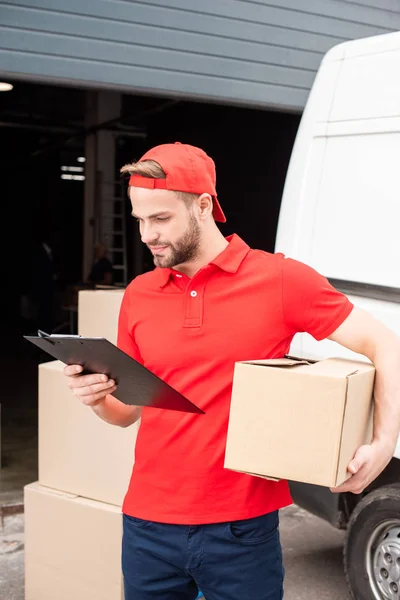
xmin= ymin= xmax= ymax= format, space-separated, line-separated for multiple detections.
xmin=140 ymin=222 xmax=159 ymax=245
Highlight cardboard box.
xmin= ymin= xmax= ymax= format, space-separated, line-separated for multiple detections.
xmin=25 ymin=482 xmax=124 ymax=600
xmin=224 ymin=357 xmax=375 ymax=487
xmin=39 ymin=360 xmax=138 ymax=506
xmin=78 ymin=289 xmax=125 ymax=344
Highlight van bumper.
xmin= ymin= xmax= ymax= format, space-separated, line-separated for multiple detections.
xmin=288 ymin=481 xmax=343 ymax=528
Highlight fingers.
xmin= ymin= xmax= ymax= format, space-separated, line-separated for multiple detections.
xmin=69 ymin=379 xmax=116 ymax=396
xmin=63 ymin=364 xmax=117 ymax=406
xmin=330 ymin=469 xmax=368 ymax=495
xmin=348 ymin=445 xmax=371 ymax=475
xmin=64 ymin=364 xmax=83 ymax=377
xmin=68 ymin=373 xmax=112 ymax=389
xmin=70 ymin=380 xmax=117 ymax=406
xmin=330 ymin=482 xmax=364 ymax=495
xmin=80 ymin=386 xmax=118 ymax=406
xmin=64 ymin=367 xmax=113 ymax=390
xmin=330 ymin=445 xmax=373 ymax=494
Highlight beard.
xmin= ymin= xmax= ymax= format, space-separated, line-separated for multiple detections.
xmin=148 ymin=212 xmax=201 ymax=269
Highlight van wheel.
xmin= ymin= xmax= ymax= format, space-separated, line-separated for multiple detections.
xmin=344 ymin=485 xmax=400 ymax=600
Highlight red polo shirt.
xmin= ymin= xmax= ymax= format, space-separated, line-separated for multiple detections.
xmin=117 ymin=234 xmax=353 ymax=524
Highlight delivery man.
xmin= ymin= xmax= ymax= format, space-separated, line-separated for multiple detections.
xmin=64 ymin=142 xmax=400 ymax=600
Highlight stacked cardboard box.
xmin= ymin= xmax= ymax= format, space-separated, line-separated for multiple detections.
xmin=25 ymin=483 xmax=124 ymax=600
xmin=25 ymin=289 xmax=135 ymax=600
xmin=78 ymin=288 xmax=125 ymax=343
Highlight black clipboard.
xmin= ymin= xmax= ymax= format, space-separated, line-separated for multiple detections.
xmin=24 ymin=331 xmax=204 ymax=415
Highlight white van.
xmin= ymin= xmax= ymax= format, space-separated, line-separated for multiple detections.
xmin=275 ymin=31 xmax=400 ymax=600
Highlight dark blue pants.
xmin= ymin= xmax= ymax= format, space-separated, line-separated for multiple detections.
xmin=122 ymin=511 xmax=284 ymax=599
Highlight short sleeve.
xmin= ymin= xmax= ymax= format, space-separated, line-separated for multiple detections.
xmin=117 ymin=288 xmax=144 ymax=364
xmin=281 ymin=257 xmax=354 ymax=341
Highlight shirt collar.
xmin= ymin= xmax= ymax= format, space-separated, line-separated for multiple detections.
xmin=153 ymin=234 xmax=250 ymax=288
xmin=153 ymin=267 xmax=172 ymax=288
xmin=210 ymin=234 xmax=250 ymax=273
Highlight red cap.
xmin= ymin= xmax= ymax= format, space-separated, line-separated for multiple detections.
xmin=128 ymin=142 xmax=226 ymax=223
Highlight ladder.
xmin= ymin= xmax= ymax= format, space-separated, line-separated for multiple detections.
xmin=100 ymin=180 xmax=128 ymax=286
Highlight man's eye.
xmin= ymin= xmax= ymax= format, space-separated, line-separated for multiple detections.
xmin=156 ymin=217 xmax=169 ymax=222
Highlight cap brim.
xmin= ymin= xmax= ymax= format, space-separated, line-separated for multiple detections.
xmin=213 ymin=196 xmax=226 ymax=223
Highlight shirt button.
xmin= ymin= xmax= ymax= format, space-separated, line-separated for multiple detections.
xmin=190 ymin=290 xmax=197 ymax=297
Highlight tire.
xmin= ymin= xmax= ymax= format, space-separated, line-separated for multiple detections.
xmin=344 ymin=484 xmax=400 ymax=600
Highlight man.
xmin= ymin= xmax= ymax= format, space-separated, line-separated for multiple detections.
xmin=29 ymin=234 xmax=56 ymax=334
xmin=64 ymin=142 xmax=400 ymax=600
xmin=87 ymin=242 xmax=114 ymax=286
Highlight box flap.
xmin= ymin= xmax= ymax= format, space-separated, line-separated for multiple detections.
xmin=241 ymin=358 xmax=312 ymax=368
xmin=305 ymin=358 xmax=374 ymax=379
xmin=25 ymin=482 xmax=78 ymax=500
xmin=225 ymin=467 xmax=281 ymax=482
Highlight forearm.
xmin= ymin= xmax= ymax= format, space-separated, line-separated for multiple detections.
xmin=91 ymin=394 xmax=142 ymax=427
xmin=328 ymin=308 xmax=400 ymax=493
xmin=371 ymin=341 xmax=400 ymax=451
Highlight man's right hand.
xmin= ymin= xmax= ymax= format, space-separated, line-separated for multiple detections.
xmin=64 ymin=364 xmax=118 ymax=406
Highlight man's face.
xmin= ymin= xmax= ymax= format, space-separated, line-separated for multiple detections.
xmin=94 ymin=244 xmax=107 ymax=260
xmin=130 ymin=187 xmax=201 ymax=269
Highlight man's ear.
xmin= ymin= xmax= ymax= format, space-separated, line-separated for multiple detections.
xmin=196 ymin=194 xmax=214 ymax=220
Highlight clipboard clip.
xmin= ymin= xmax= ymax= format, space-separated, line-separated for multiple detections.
xmin=38 ymin=330 xmax=51 ymax=338
xmin=38 ymin=330 xmax=82 ymax=340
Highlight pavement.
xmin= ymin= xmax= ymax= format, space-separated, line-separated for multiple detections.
xmin=281 ymin=504 xmax=350 ymax=599
xmin=0 ymin=513 xmax=24 ymax=600
xmin=0 ymin=333 xmax=40 ymax=508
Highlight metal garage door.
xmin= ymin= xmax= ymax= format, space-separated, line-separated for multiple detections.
xmin=1 ymin=0 xmax=399 ymax=112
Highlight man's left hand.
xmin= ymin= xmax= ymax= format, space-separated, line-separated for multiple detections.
xmin=330 ymin=442 xmax=394 ymax=495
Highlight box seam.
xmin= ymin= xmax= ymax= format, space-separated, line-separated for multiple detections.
xmin=333 ymin=376 xmax=350 ymax=486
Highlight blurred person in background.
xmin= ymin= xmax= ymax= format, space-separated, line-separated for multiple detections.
xmin=22 ymin=233 xmax=57 ymax=334
xmin=87 ymin=242 xmax=114 ymax=286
